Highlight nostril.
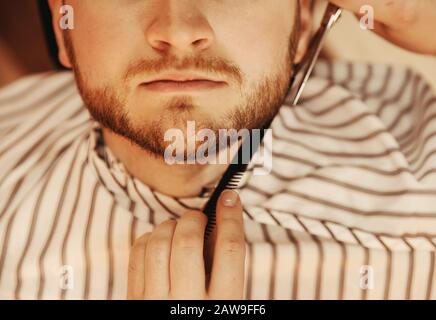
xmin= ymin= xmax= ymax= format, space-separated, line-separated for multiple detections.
xmin=192 ymin=39 xmax=203 ymax=46
xmin=153 ymin=40 xmax=171 ymax=51
xmin=192 ymin=38 xmax=210 ymax=50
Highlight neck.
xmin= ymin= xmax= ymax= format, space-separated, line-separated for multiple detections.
xmin=102 ymin=128 xmax=228 ymax=198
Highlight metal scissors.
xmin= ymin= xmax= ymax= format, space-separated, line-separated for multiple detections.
xmin=203 ymin=3 xmax=343 ymax=240
xmin=289 ymin=3 xmax=343 ymax=106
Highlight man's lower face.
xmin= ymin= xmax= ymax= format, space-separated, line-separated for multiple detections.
xmin=67 ymin=36 xmax=295 ymax=158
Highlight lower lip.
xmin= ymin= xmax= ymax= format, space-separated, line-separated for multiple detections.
xmin=141 ymin=80 xmax=227 ymax=92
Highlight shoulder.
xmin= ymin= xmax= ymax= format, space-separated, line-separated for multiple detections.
xmin=268 ymin=59 xmax=436 ymax=189
xmin=0 ymin=71 xmax=76 ymax=104
xmin=0 ymin=72 xmax=91 ymax=201
xmin=0 ymin=71 xmax=88 ymax=138
xmin=311 ymin=60 xmax=435 ymax=101
xmin=0 ymin=71 xmax=91 ymax=187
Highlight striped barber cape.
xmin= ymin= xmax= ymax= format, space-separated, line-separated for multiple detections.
xmin=0 ymin=60 xmax=436 ymax=300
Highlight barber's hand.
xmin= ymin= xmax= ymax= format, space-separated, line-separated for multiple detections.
xmin=329 ymin=0 xmax=436 ymax=55
xmin=127 ymin=190 xmax=246 ymax=300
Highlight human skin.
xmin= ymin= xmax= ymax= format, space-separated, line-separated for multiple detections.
xmin=47 ymin=0 xmax=435 ymax=300
xmin=128 ymin=190 xmax=246 ymax=299
xmin=48 ymin=0 xmax=313 ymax=300
xmin=124 ymin=1 xmax=436 ymax=300
xmin=48 ymin=0 xmax=312 ymax=198
xmin=330 ymin=0 xmax=436 ymax=55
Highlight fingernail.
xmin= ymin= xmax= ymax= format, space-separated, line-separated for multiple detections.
xmin=221 ymin=190 xmax=239 ymax=207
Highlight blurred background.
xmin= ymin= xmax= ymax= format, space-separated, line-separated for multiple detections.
xmin=0 ymin=0 xmax=54 ymax=87
xmin=0 ymin=0 xmax=435 ymax=89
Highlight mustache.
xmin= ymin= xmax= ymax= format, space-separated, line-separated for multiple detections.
xmin=123 ymin=54 xmax=243 ymax=84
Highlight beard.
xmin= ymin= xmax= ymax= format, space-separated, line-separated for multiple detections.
xmin=64 ymin=24 xmax=299 ymax=159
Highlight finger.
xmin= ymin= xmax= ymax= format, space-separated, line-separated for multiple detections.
xmin=347 ymin=2 xmax=436 ymax=54
xmin=329 ymin=0 xmax=421 ymax=27
xmin=127 ymin=233 xmax=150 ymax=300
xmin=209 ymin=190 xmax=246 ymax=299
xmin=170 ymin=211 xmax=208 ymax=299
xmin=144 ymin=219 xmax=177 ymax=299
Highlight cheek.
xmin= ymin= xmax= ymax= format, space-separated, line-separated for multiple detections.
xmin=208 ymin=2 xmax=294 ymax=85
xmin=216 ymin=15 xmax=293 ymax=85
xmin=70 ymin=7 xmax=144 ymax=89
xmin=224 ymin=25 xmax=290 ymax=87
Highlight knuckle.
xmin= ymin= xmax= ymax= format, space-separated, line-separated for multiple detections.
xmin=183 ymin=211 xmax=207 ymax=223
xmin=221 ymin=216 xmax=242 ymax=227
xmin=393 ymin=1 xmax=420 ymax=26
xmin=128 ymin=260 xmax=138 ymax=274
xmin=172 ymin=212 xmax=207 ymax=251
xmin=147 ymin=235 xmax=171 ymax=253
xmin=161 ymin=219 xmax=177 ymax=228
xmin=130 ymin=241 xmax=147 ymax=258
xmin=132 ymin=232 xmax=150 ymax=249
xmin=220 ymin=217 xmax=243 ymax=235
xmin=175 ymin=233 xmax=203 ymax=250
xmin=219 ymin=236 xmax=245 ymax=255
xmin=128 ymin=248 xmax=142 ymax=272
xmin=145 ymin=220 xmax=176 ymax=253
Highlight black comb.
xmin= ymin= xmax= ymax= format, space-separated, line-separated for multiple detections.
xmin=202 ymin=3 xmax=342 ymax=240
xmin=202 ymin=122 xmax=271 ymax=239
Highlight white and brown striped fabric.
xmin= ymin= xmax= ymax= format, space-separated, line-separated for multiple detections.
xmin=1 ymin=60 xmax=436 ymax=300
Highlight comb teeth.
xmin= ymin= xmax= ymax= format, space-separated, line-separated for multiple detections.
xmin=206 ymin=221 xmax=216 ymax=230
xmin=204 ymin=172 xmax=244 ymax=237
xmin=205 ymin=212 xmax=216 ymax=239
xmin=204 ymin=170 xmax=245 ymax=240
xmin=203 ymin=138 xmax=259 ymax=240
xmin=227 ymin=171 xmax=244 ymax=187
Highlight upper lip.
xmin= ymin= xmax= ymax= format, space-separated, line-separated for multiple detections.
xmin=143 ymin=72 xmax=226 ymax=84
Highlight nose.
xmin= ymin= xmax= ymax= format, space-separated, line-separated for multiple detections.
xmin=146 ymin=1 xmax=214 ymax=54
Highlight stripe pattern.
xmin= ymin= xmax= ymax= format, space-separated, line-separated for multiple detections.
xmin=0 ymin=61 xmax=436 ymax=300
